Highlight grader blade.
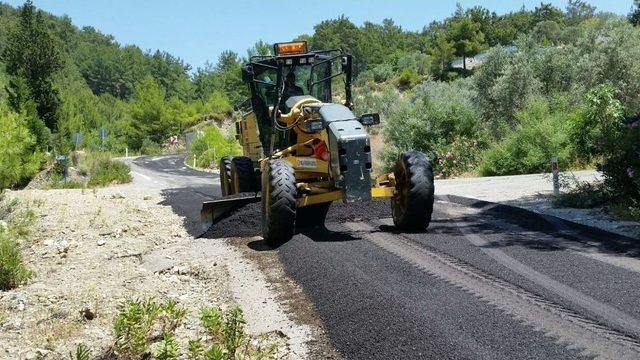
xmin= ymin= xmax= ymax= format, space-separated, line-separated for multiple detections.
xmin=200 ymin=194 xmax=261 ymax=232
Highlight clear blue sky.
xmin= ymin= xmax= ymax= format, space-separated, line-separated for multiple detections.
xmin=1 ymin=0 xmax=633 ymax=70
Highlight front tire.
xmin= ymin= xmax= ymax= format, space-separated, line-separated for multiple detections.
xmin=392 ymin=151 xmax=435 ymax=231
xmin=262 ymin=160 xmax=297 ymax=246
xmin=219 ymin=156 xmax=233 ymax=196
xmin=231 ymin=156 xmax=257 ymax=193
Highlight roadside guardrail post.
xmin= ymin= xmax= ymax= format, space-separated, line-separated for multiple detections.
xmin=551 ymin=156 xmax=559 ymax=196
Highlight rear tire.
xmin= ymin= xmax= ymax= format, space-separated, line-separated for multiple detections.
xmin=262 ymin=160 xmax=297 ymax=246
xmin=297 ymin=202 xmax=331 ymax=229
xmin=392 ymin=151 xmax=435 ymax=231
xmin=231 ymin=156 xmax=257 ymax=193
xmin=219 ymin=156 xmax=233 ymax=196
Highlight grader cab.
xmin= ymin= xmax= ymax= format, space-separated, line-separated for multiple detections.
xmin=201 ymin=41 xmax=435 ymax=246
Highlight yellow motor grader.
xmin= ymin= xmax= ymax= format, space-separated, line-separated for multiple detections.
xmin=201 ymin=41 xmax=434 ymax=246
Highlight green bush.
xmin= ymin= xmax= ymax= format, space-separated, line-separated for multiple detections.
xmin=140 ymin=138 xmax=162 ymax=155
xmin=0 ymin=231 xmax=32 ymax=290
xmin=0 ymin=200 xmax=34 ymax=290
xmin=189 ymin=126 xmax=241 ymax=168
xmin=0 ymin=105 xmax=43 ymax=190
xmin=569 ymin=85 xmax=640 ymax=202
xmin=381 ymin=79 xmax=483 ymax=175
xmin=87 ymin=158 xmax=132 ymax=187
xmin=397 ymin=68 xmax=421 ymax=90
xmin=371 ymin=64 xmax=394 ymax=83
xmin=477 ymin=97 xmax=576 ymax=176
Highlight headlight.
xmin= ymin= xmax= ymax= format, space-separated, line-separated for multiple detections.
xmin=359 ymin=113 xmax=380 ymax=126
xmin=304 ymin=119 xmax=325 ymax=132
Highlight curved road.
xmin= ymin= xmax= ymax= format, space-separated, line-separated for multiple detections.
xmin=134 ymin=154 xmax=640 ymax=359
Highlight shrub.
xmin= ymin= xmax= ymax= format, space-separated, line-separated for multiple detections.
xmin=189 ymin=126 xmax=241 ymax=168
xmin=397 ymin=68 xmax=421 ymax=90
xmin=477 ymin=97 xmax=576 ymax=176
xmin=353 ymin=83 xmax=401 ymax=123
xmin=140 ymin=138 xmax=162 ymax=155
xmin=87 ymin=158 xmax=132 ymax=187
xmin=371 ymin=64 xmax=394 ymax=83
xmin=0 ymin=231 xmax=32 ymax=290
xmin=570 ymin=85 xmax=640 ymax=201
xmin=0 ymin=200 xmax=34 ymax=290
xmin=0 ymin=105 xmax=42 ymax=190
xmin=381 ymin=79 xmax=483 ymax=175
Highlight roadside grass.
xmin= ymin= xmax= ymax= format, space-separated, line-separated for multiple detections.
xmin=0 ymin=197 xmax=35 ymax=290
xmin=77 ymin=297 xmax=278 ymax=360
xmin=554 ymin=181 xmax=640 ymax=222
xmin=87 ymin=158 xmax=132 ymax=187
xmin=553 ymin=181 xmax=608 ymax=209
xmin=45 ymin=152 xmax=132 ymax=189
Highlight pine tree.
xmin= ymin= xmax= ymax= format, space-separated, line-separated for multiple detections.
xmin=630 ymin=0 xmax=640 ymax=26
xmin=2 ymin=0 xmax=62 ymax=131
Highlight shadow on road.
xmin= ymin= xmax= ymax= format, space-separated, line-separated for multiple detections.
xmin=160 ymin=185 xmax=218 ymax=237
xmin=441 ymin=195 xmax=640 ymax=258
xmin=298 ymin=225 xmax=361 ymax=243
xmin=245 ymin=225 xmax=362 ymax=252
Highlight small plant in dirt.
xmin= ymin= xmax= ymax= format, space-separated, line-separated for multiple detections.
xmin=72 ymin=343 xmax=91 ymax=360
xmin=113 ymin=298 xmax=186 ymax=358
xmin=0 ymin=199 xmax=34 ymax=290
xmin=0 ymin=231 xmax=32 ymax=290
xmin=101 ymin=297 xmax=277 ymax=359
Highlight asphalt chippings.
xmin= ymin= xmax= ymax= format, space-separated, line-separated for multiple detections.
xmin=205 ymin=198 xmax=392 ymax=239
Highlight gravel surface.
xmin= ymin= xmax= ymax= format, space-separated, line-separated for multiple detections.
xmin=0 ymin=155 xmax=318 ymax=360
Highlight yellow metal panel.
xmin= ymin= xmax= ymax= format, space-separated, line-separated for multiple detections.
xmin=283 ymin=156 xmax=329 ymax=174
xmin=371 ymin=186 xmax=395 ymax=198
xmin=297 ymin=187 xmax=395 ymax=207
xmin=297 ymin=191 xmax=343 ymax=207
xmin=239 ymin=112 xmax=263 ymax=161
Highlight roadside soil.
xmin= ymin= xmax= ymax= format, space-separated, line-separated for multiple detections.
xmin=0 ymin=181 xmax=327 ymax=359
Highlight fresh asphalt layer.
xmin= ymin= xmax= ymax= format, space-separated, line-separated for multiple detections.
xmin=136 ymin=155 xmax=640 ymax=360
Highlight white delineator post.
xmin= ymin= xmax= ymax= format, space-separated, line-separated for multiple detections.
xmin=125 ymin=148 xmax=128 ymax=157
xmin=193 ymin=154 xmax=197 ymax=168
xmin=551 ymin=156 xmax=559 ymax=196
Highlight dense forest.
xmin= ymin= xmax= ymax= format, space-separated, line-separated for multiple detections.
xmin=1 ymin=0 xmax=639 ymax=214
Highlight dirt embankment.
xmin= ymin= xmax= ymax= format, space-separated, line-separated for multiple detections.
xmin=0 ymin=182 xmax=325 ymax=359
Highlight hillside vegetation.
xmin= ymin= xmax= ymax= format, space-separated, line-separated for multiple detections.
xmin=0 ymin=0 xmax=638 ymax=214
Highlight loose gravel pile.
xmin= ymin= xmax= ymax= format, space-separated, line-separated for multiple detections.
xmin=206 ymin=198 xmax=392 ymax=239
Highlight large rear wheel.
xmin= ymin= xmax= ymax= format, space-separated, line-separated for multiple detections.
xmin=262 ymin=159 xmax=297 ymax=246
xmin=392 ymin=151 xmax=435 ymax=231
xmin=219 ymin=156 xmax=233 ymax=196
xmin=231 ymin=156 xmax=257 ymax=193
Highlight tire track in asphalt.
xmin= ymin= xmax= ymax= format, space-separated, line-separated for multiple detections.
xmin=439 ymin=195 xmax=640 ymax=338
xmin=346 ymin=221 xmax=640 ymax=359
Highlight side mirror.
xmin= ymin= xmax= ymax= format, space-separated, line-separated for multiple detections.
xmin=359 ymin=113 xmax=380 ymax=126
